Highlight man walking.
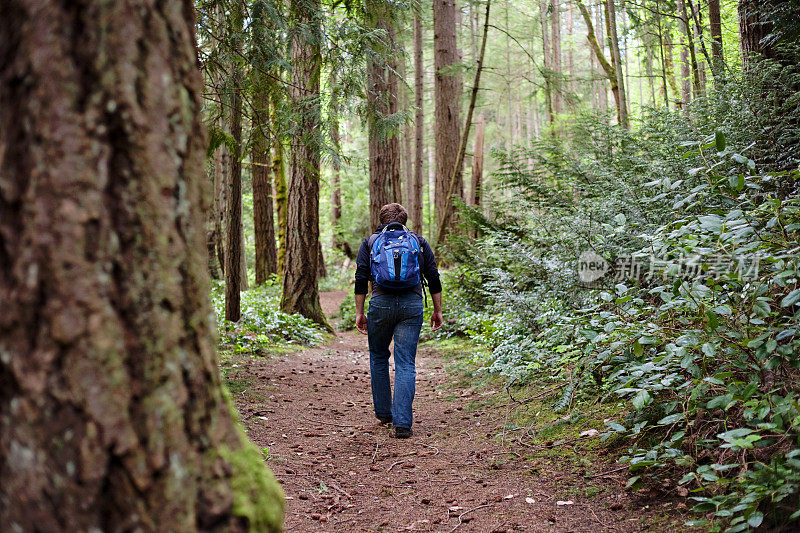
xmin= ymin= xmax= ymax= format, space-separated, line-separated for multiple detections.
xmin=354 ymin=203 xmax=443 ymax=438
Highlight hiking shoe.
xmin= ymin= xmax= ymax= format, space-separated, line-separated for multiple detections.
xmin=394 ymin=427 xmax=413 ymax=439
xmin=377 ymin=415 xmax=393 ymax=425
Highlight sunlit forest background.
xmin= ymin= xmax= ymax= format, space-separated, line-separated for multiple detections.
xmin=194 ymin=0 xmax=800 ymax=529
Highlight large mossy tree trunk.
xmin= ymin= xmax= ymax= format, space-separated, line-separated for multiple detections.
xmin=281 ymin=0 xmax=332 ymax=331
xmin=0 ymin=0 xmax=283 ymax=530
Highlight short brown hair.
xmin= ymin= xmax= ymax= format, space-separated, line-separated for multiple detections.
xmin=379 ymin=203 xmax=408 ymax=225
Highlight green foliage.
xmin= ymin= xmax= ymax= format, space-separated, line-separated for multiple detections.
xmin=211 ymin=279 xmax=325 ymax=351
xmin=444 ymin=72 xmax=800 ymax=531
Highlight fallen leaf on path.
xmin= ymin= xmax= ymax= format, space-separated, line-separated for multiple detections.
xmin=580 ymin=429 xmax=600 ymax=437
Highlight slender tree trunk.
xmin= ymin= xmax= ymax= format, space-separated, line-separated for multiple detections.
xmin=567 ymin=1 xmax=575 ymax=95
xmin=412 ymin=13 xmax=425 ymax=233
xmin=551 ymin=0 xmax=563 ymax=114
xmin=213 ymin=127 xmax=228 ymax=276
xmin=708 ymin=0 xmax=724 ymax=77
xmin=273 ymin=135 xmax=287 ymax=275
xmin=655 ymin=0 xmax=671 ymax=107
xmin=691 ymin=1 xmax=707 ymax=92
xmin=471 ymin=113 xmax=485 ymax=207
xmin=664 ymin=24 xmax=682 ymax=108
xmin=252 ymin=91 xmax=278 ymax=285
xmin=329 ymin=107 xmax=347 ymax=257
xmin=678 ymin=0 xmax=693 ymax=108
xmin=679 ymin=0 xmax=702 ymax=99
xmin=540 ymin=0 xmax=554 ymax=125
xmin=225 ymin=58 xmax=243 ymax=321
xmin=596 ymin=3 xmax=608 ymax=112
xmin=433 ymin=0 xmax=463 ymax=234
xmin=578 ymin=2 xmax=620 ymax=120
xmin=0 ymin=1 xmax=284 ymax=529
xmin=282 ymin=0 xmax=331 ymax=331
xmin=605 ymin=0 xmax=629 ymax=128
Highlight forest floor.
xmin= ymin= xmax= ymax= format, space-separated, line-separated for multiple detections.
xmin=228 ymin=291 xmax=690 ymax=532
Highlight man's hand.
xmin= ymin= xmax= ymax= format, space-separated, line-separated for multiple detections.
xmin=430 ymin=310 xmax=443 ymax=331
xmin=430 ymin=292 xmax=444 ymax=331
xmin=355 ymin=312 xmax=368 ymax=335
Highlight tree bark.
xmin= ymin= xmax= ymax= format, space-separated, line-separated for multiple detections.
xmin=367 ymin=0 xmax=400 ymax=229
xmin=679 ymin=0 xmax=702 ymax=99
xmin=281 ymin=0 xmax=332 ymax=331
xmin=0 ymin=0 xmax=284 ymax=530
xmin=273 ymin=134 xmax=288 ymax=275
xmin=252 ymin=89 xmax=278 ymax=285
xmin=225 ymin=58 xmax=243 ymax=321
xmin=605 ymin=0 xmax=629 ymax=128
xmin=578 ymin=2 xmax=621 ymax=121
xmin=471 ymin=113 xmax=485 ymax=207
xmin=540 ymin=0 xmax=555 ymax=125
xmin=551 ymin=0 xmax=563 ymax=115
xmin=435 ymin=0 xmax=491 ymax=246
xmin=433 ymin=0 xmax=463 ymax=234
xmin=739 ymin=0 xmax=775 ymax=67
xmin=412 ymin=13 xmax=425 ymax=233
xmin=596 ymin=3 xmax=608 ymax=112
xmin=708 ymin=0 xmax=724 ymax=76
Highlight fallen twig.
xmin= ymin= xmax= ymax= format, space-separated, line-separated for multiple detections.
xmin=449 ymin=503 xmax=494 ymax=532
xmin=387 ymin=459 xmax=406 ymax=472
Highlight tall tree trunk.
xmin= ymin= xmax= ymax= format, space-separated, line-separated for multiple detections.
xmin=540 ymin=0 xmax=555 ymax=125
xmin=679 ymin=0 xmax=702 ymax=99
xmin=551 ymin=0 xmax=563 ymax=115
xmin=435 ymin=0 xmax=491 ymax=245
xmin=664 ymin=24 xmax=683 ymax=108
xmin=567 ymin=1 xmax=575 ymax=95
xmin=738 ymin=0 xmax=774 ymax=67
xmin=708 ymin=0 xmax=724 ymax=77
xmin=273 ymin=135 xmax=287 ymax=275
xmin=434 ymin=0 xmax=463 ymax=234
xmin=282 ymin=0 xmax=331 ymax=331
xmin=471 ymin=113 xmax=485 ymax=207
xmin=329 ymin=103 xmax=347 ymax=255
xmin=213 ymin=128 xmax=228 ymax=276
xmin=596 ymin=3 xmax=608 ymax=112
xmin=655 ymin=0 xmax=671 ymax=107
xmin=691 ymin=1 xmax=707 ymax=92
xmin=412 ymin=13 xmax=425 ymax=233
xmin=252 ymin=90 xmax=278 ymax=285
xmin=367 ymin=0 xmax=400 ymax=229
xmin=225 ymin=60 xmax=243 ymax=321
xmin=0 ymin=1 xmax=283 ymax=530
xmin=578 ymin=2 xmax=621 ymax=121
xmin=678 ymin=0 xmax=693 ymax=108
xmin=605 ymin=0 xmax=629 ymax=128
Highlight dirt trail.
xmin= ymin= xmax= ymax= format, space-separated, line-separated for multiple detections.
xmin=233 ymin=291 xmax=678 ymax=532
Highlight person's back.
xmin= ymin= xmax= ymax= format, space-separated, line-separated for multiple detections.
xmin=354 ymin=203 xmax=443 ymax=438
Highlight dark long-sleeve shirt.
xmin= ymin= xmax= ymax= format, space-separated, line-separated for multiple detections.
xmin=354 ymin=222 xmax=442 ymax=297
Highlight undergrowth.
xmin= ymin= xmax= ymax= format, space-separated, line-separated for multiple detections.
xmin=440 ymin=66 xmax=800 ymax=532
xmin=211 ymin=278 xmax=326 ymax=353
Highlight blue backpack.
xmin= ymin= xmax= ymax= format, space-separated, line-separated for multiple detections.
xmin=369 ymin=224 xmax=422 ymax=290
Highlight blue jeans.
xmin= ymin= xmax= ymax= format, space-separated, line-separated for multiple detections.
xmin=367 ymin=292 xmax=424 ymax=429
